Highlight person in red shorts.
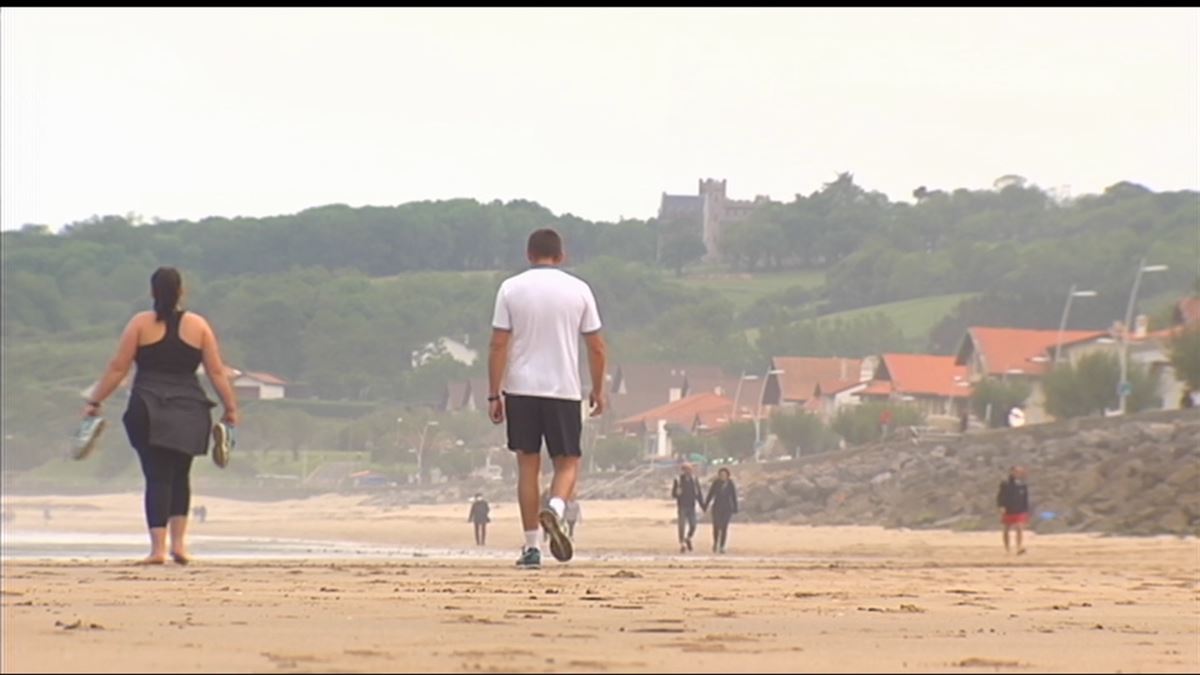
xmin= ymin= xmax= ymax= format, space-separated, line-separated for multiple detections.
xmin=997 ymin=465 xmax=1030 ymax=555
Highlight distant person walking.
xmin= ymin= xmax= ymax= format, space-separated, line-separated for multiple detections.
xmin=671 ymin=462 xmax=705 ymax=553
xmin=879 ymin=408 xmax=894 ymax=440
xmin=468 ymin=494 xmax=490 ymax=546
xmin=82 ymin=267 xmax=239 ymax=565
xmin=488 ymin=228 xmax=607 ymax=569
xmin=997 ymin=465 xmax=1031 ymax=555
xmin=704 ymin=468 xmax=739 ymax=554
xmin=1007 ymin=405 xmax=1026 ymax=428
xmin=564 ymin=495 xmax=582 ymax=540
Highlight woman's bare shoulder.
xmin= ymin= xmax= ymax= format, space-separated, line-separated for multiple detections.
xmin=129 ymin=310 xmax=156 ymax=326
xmin=181 ymin=310 xmax=212 ymax=329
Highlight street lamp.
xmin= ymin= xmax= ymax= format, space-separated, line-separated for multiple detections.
xmin=731 ymin=372 xmax=758 ymax=424
xmin=416 ymin=420 xmax=439 ymax=484
xmin=1119 ymin=259 xmax=1168 ymax=415
xmin=1054 ymin=285 xmax=1098 ymax=364
xmin=754 ymin=368 xmax=786 ymax=461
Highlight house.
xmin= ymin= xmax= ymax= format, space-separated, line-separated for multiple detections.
xmin=196 ymin=364 xmax=243 ymax=383
xmin=657 ymin=179 xmax=770 ymax=260
xmin=762 ymin=356 xmax=877 ymax=410
xmin=440 ymin=378 xmax=490 ymax=413
xmin=616 ymin=392 xmax=735 ymax=458
xmin=1174 ymin=297 xmax=1200 ymax=326
xmin=955 ymin=327 xmax=1107 ymax=423
xmin=233 ymin=370 xmax=289 ymax=400
xmin=607 ymin=363 xmax=723 ymax=425
xmin=857 ymin=353 xmax=972 ymax=418
xmin=1054 ymin=319 xmax=1191 ymax=411
xmin=683 ymin=371 xmax=766 ymax=419
xmin=411 ymin=335 xmax=479 ymax=368
xmin=80 ymin=371 xmax=134 ymax=400
xmin=810 ymin=378 xmax=870 ymax=422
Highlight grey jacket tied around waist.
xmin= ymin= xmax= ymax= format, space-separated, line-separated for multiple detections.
xmin=132 ymin=369 xmax=216 ymax=457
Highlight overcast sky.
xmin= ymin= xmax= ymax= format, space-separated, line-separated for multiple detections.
xmin=2 ymin=7 xmax=1197 ymax=231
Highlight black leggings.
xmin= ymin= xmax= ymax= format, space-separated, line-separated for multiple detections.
xmin=134 ymin=444 xmax=193 ymax=528
xmin=125 ymin=392 xmax=194 ymax=528
xmin=712 ymin=515 xmax=731 ymax=550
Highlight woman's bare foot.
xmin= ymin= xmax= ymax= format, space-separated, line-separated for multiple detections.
xmin=170 ymin=551 xmax=191 ymax=565
xmin=137 ymin=555 xmax=167 ymax=565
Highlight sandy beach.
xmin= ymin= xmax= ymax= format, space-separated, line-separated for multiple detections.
xmin=2 ymin=493 xmax=1197 ymax=673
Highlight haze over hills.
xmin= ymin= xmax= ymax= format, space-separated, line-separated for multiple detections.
xmin=2 ymin=176 xmax=1196 ymax=479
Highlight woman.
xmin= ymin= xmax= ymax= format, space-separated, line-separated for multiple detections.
xmin=83 ymin=267 xmax=239 ymax=564
xmin=703 ymin=467 xmax=738 ymax=554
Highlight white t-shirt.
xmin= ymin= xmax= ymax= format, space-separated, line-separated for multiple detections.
xmin=492 ymin=266 xmax=602 ymax=401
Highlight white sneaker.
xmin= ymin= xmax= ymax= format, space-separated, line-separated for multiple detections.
xmin=212 ymin=422 xmax=235 ymax=468
xmin=72 ymin=416 xmax=107 ymax=460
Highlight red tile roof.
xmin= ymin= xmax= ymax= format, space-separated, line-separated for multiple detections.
xmin=770 ymin=357 xmax=865 ymax=402
xmin=609 ymin=363 xmax=702 ymax=422
xmin=877 ymin=353 xmax=971 ymax=398
xmin=687 ymin=374 xmax=765 ymax=417
xmin=813 ymin=378 xmax=865 ymax=397
xmin=617 ymin=392 xmax=735 ymax=434
xmin=857 ymin=379 xmax=894 ymax=397
xmin=240 ymin=370 xmax=288 ymax=385
xmin=958 ymin=327 xmax=1106 ymax=376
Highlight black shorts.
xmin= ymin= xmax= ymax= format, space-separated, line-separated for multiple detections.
xmin=505 ymin=394 xmax=583 ymax=458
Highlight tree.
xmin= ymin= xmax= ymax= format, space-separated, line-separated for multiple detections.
xmin=592 ymin=436 xmax=643 ymax=470
xmin=1169 ymin=324 xmax=1200 ymax=392
xmin=657 ymin=217 xmax=707 ymax=276
xmin=970 ymin=379 xmax=1033 ymax=428
xmin=1043 ymin=351 xmax=1160 ymax=418
xmin=769 ymin=409 xmax=838 ymax=456
xmin=831 ymin=402 xmax=923 ymax=445
xmin=671 ymin=434 xmax=714 ymax=462
xmin=716 ymin=421 xmax=755 ymax=461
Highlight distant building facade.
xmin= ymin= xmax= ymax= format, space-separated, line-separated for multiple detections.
xmin=658 ymin=179 xmax=769 ymax=261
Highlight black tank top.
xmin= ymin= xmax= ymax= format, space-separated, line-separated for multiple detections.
xmin=135 ymin=310 xmax=203 ymax=375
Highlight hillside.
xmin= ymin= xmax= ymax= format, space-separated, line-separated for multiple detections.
xmin=816 ymin=292 xmax=979 ymax=342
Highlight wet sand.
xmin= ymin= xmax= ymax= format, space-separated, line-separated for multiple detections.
xmin=2 ymin=493 xmax=1197 ymax=673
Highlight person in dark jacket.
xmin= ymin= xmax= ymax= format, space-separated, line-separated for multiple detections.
xmin=82 ymin=267 xmax=239 ymax=565
xmin=672 ymin=463 xmax=705 ymax=553
xmin=468 ymin=494 xmax=490 ymax=546
xmin=997 ymin=465 xmax=1030 ymax=555
xmin=704 ymin=467 xmax=738 ymax=554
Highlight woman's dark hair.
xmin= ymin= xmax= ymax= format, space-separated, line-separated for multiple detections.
xmin=151 ymin=267 xmax=183 ymax=322
xmin=718 ymin=468 xmax=731 ymax=479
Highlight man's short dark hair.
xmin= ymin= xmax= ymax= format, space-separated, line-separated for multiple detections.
xmin=527 ymin=228 xmax=563 ymax=260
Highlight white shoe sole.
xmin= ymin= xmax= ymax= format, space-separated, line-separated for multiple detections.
xmin=212 ymin=423 xmax=230 ymax=468
xmin=539 ymin=509 xmax=573 ymax=562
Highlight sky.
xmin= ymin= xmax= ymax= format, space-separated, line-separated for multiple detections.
xmin=2 ymin=7 xmax=1197 ymax=231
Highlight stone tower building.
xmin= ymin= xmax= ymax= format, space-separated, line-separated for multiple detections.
xmin=658 ymin=178 xmax=765 ymax=261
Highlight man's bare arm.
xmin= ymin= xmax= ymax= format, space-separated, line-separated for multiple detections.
xmin=488 ymin=328 xmax=511 ymax=424
xmin=584 ymin=331 xmax=607 ymax=416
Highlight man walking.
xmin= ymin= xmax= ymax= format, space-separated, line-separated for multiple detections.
xmin=488 ymin=228 xmax=607 ymax=569
xmin=671 ymin=462 xmax=705 ymax=553
xmin=997 ymin=465 xmax=1031 ymax=555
